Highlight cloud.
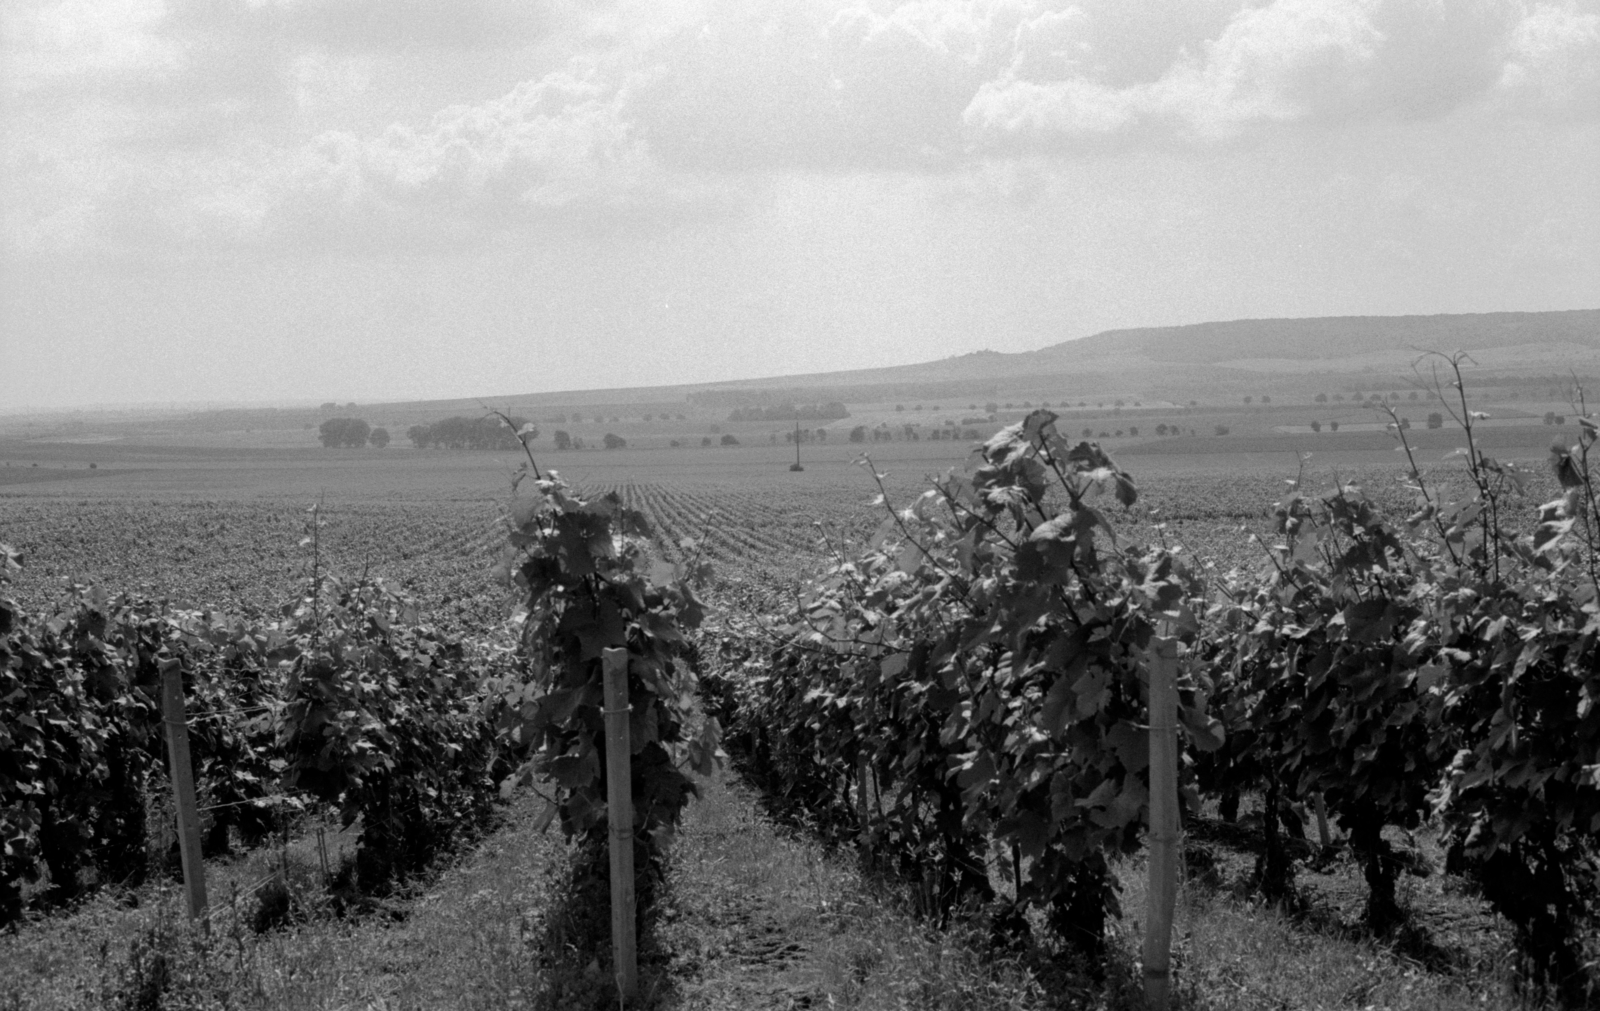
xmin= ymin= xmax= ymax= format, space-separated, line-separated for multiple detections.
xmin=163 ymin=0 xmax=566 ymax=55
xmin=6 ymin=0 xmax=1600 ymax=258
xmin=1498 ymin=2 xmax=1600 ymax=116
xmin=282 ymin=73 xmax=655 ymax=220
xmin=964 ymin=0 xmax=1546 ymax=148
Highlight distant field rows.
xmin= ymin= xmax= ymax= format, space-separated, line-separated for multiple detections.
xmin=0 ymin=443 xmax=1561 ymax=626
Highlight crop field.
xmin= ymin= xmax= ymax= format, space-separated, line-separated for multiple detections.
xmin=0 ymin=432 xmax=1562 ymax=621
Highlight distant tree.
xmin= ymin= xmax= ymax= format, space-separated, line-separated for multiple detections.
xmin=1005 ymin=402 xmax=1014 ymax=409
xmin=1244 ymin=396 xmax=1253 ymax=404
xmin=1079 ymin=402 xmax=1087 ymax=408
xmin=345 ymin=402 xmax=357 ymax=409
xmin=571 ymin=412 xmax=584 ymax=423
xmin=1188 ymin=400 xmax=1197 ymax=407
xmin=1128 ymin=426 xmax=1138 ymax=436
xmin=643 ymin=413 xmax=653 ymax=422
xmin=1311 ymin=420 xmax=1321 ymax=432
xmin=553 ymin=430 xmax=572 ymax=450
xmin=1133 ymin=400 xmax=1142 ymax=406
xmin=1329 ymin=421 xmax=1339 ymax=432
xmin=850 ymin=426 xmax=867 ymax=443
xmin=319 ymin=417 xmax=370 ymax=448
xmin=984 ymin=402 xmax=999 ymax=414
xmin=1545 ymin=411 xmax=1558 ymax=426
xmin=1156 ymin=424 xmax=1167 ymax=436
xmin=1315 ymin=393 xmax=1328 ymax=403
xmin=1114 ymin=399 xmax=1124 ymax=408
xmin=1041 ymin=401 xmax=1052 ymax=408
xmin=677 ymin=414 xmax=687 ymax=420
xmin=701 ymin=436 xmax=713 ymax=447
xmin=1214 ymin=425 xmax=1230 ymax=436
xmin=961 ymin=428 xmax=979 ymax=440
xmin=1114 ymin=430 xmax=1124 ymax=437
xmin=1334 ymin=394 xmax=1346 ymax=401
xmin=1083 ymin=428 xmax=1093 ymax=438
xmin=896 ymin=404 xmax=904 ymax=412
xmin=670 ymin=440 xmax=681 ymax=447
xmin=1556 ymin=415 xmax=1566 ymax=425
xmin=407 ymin=425 xmax=430 ymax=448
xmin=1408 ymin=391 xmax=1418 ymax=401
xmin=816 ymin=429 xmax=827 ymax=442
xmin=1261 ymin=395 xmax=1271 ymax=403
xmin=1399 ymin=417 xmax=1411 ymax=429
xmin=1427 ymin=413 xmax=1443 ymax=430
xmin=1022 ymin=401 xmax=1032 ymax=408
xmin=720 ymin=434 xmax=739 ymax=446
xmin=320 ymin=402 xmax=338 ymax=411
xmin=603 ymin=433 xmax=626 ymax=450
xmin=368 ymin=427 xmax=390 ymax=448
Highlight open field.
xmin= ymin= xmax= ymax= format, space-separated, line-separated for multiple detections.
xmin=0 ymin=417 xmax=1569 ymax=621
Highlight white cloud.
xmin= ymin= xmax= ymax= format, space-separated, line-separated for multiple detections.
xmin=1 ymin=0 xmax=181 ymax=96
xmin=6 ymin=0 xmax=1599 ymax=257
xmin=964 ymin=0 xmax=1546 ymax=148
xmin=1498 ymin=2 xmax=1600 ymax=115
xmin=286 ymin=73 xmax=652 ymax=214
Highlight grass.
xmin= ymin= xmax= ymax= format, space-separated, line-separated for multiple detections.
xmin=0 ymin=751 xmax=1565 ymax=1011
xmin=0 ymin=794 xmax=567 ymax=1011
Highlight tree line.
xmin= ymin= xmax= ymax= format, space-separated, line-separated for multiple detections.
xmin=318 ymin=417 xmax=389 ymax=448
xmin=405 ymin=416 xmax=534 ymax=450
xmin=726 ymin=402 xmax=849 ymax=423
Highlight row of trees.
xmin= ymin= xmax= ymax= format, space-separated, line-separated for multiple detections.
xmin=727 ymin=402 xmax=850 ymax=423
xmin=406 ymin=416 xmax=533 ymax=450
xmin=318 ymin=418 xmax=388 ymax=448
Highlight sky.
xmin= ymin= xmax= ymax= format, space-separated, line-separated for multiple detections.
xmin=2 ymin=0 xmax=1598 ymax=409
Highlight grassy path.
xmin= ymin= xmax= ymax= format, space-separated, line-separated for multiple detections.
xmin=656 ymin=767 xmax=1047 ymax=1011
xmin=0 ymin=766 xmax=1545 ymax=1011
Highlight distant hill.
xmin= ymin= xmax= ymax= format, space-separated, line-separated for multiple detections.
xmin=4 ymin=310 xmax=1594 ymax=441
xmin=1039 ymin=309 xmax=1600 ymax=366
xmin=677 ymin=308 xmax=1600 ymax=402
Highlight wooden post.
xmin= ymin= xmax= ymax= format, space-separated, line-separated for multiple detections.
xmin=857 ymin=754 xmax=872 ymax=868
xmin=160 ymin=657 xmax=208 ymax=929
xmin=1143 ymin=636 xmax=1180 ymax=1010
xmin=1313 ymin=792 xmax=1333 ymax=848
xmin=601 ymin=648 xmax=638 ymax=1002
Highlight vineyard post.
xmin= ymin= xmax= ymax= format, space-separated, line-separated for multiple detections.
xmin=1313 ymin=793 xmax=1333 ymax=848
xmin=856 ymin=754 xmax=871 ymax=870
xmin=601 ymin=647 xmax=638 ymax=1001
xmin=1143 ymin=636 xmax=1180 ymax=1009
xmin=160 ymin=657 xmax=209 ymax=929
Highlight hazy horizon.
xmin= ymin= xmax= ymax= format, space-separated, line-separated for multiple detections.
xmin=4 ymin=0 xmax=1598 ymax=411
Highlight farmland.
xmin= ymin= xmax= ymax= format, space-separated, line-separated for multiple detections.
xmin=0 ymin=387 xmax=1592 ymax=1011
xmin=0 ymin=419 xmax=1564 ymax=617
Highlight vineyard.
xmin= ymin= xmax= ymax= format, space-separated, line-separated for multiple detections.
xmin=2 ymin=370 xmax=1598 ymax=1010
